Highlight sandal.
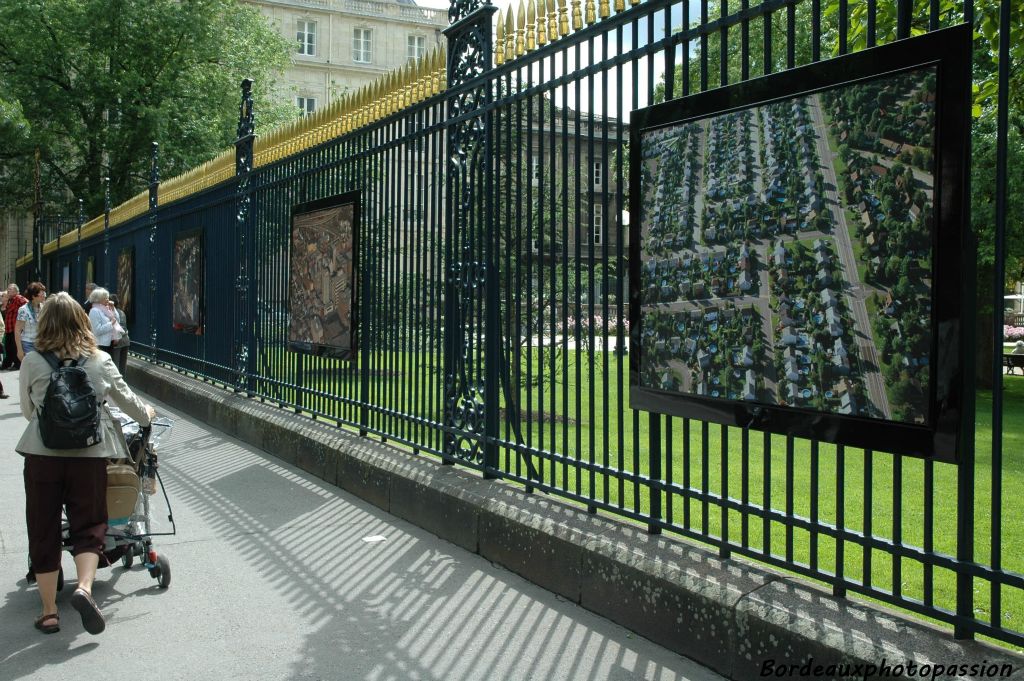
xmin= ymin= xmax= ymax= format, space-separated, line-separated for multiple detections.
xmin=34 ymin=613 xmax=60 ymax=634
xmin=71 ymin=588 xmax=105 ymax=634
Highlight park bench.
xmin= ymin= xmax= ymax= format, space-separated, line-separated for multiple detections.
xmin=1004 ymin=354 xmax=1024 ymax=375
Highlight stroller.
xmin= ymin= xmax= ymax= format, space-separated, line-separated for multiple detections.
xmin=26 ymin=407 xmax=176 ymax=591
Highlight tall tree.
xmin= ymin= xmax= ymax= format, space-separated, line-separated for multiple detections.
xmin=0 ymin=0 xmax=294 ymax=218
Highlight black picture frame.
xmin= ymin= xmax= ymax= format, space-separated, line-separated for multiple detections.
xmin=628 ymin=25 xmax=972 ymax=462
xmin=117 ymin=247 xmax=134 ymax=323
xmin=287 ymin=191 xmax=360 ymax=359
xmin=172 ymin=229 xmax=204 ymax=335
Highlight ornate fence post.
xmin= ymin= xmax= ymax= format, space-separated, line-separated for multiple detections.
xmin=443 ymin=0 xmax=499 ymax=475
xmin=76 ymin=199 xmax=83 ymax=291
xmin=234 ymin=79 xmax=255 ymax=395
xmin=148 ymin=142 xmax=160 ymax=361
xmin=103 ymin=176 xmax=111 ymax=289
xmin=31 ymin=149 xmax=42 ymax=283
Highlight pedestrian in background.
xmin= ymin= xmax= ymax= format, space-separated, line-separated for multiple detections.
xmin=82 ymin=282 xmax=96 ymax=314
xmin=17 ymin=292 xmax=155 ymax=635
xmin=15 ymin=281 xmax=46 ymax=362
xmin=87 ymin=287 xmax=123 ymax=359
xmin=3 ymin=283 xmax=27 ymax=370
xmin=0 ymin=291 xmax=8 ymax=398
xmin=109 ymin=294 xmax=129 ymax=377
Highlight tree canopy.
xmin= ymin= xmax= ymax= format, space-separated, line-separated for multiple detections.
xmin=0 ymin=0 xmax=295 ymax=218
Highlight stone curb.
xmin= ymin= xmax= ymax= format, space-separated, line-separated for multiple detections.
xmin=128 ymin=359 xmax=1024 ymax=680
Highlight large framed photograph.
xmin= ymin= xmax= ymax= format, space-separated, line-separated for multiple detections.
xmin=172 ymin=230 xmax=204 ymax=334
xmin=628 ymin=25 xmax=971 ymax=461
xmin=117 ymin=247 xmax=134 ymax=322
xmin=287 ymin=192 xmax=359 ymax=359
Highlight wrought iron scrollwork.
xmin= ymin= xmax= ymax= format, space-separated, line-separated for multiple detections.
xmin=443 ymin=5 xmax=496 ymax=464
xmin=448 ymin=0 xmax=489 ymax=26
xmin=148 ymin=143 xmax=159 ymax=356
xmin=234 ymin=79 xmax=255 ymax=393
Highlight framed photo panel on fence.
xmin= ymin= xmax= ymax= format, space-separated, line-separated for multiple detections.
xmin=628 ymin=25 xmax=972 ymax=461
xmin=61 ymin=263 xmax=70 ymax=292
xmin=85 ymin=256 xmax=95 ymax=289
xmin=287 ymin=192 xmax=360 ymax=359
xmin=172 ymin=229 xmax=204 ymax=335
xmin=117 ymin=247 xmax=134 ymax=322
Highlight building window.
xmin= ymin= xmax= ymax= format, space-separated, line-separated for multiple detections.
xmin=593 ymin=160 xmax=603 ymax=189
xmin=531 ymin=158 xmax=540 ymax=185
xmin=297 ymin=20 xmax=316 ymax=56
xmin=408 ymin=35 xmax=426 ymax=62
xmin=296 ymin=96 xmax=317 ymax=116
xmin=353 ymin=28 xmax=372 ymax=63
xmin=592 ymin=204 xmax=603 ymax=245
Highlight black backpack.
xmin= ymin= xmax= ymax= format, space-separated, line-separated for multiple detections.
xmin=38 ymin=353 xmax=102 ymax=449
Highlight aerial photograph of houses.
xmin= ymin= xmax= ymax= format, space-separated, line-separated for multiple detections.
xmin=638 ymin=66 xmax=938 ymax=424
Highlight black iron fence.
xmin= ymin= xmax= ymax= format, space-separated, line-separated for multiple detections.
xmin=19 ymin=0 xmax=1021 ymax=648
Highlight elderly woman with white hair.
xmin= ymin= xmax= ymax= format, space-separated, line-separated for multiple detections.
xmin=87 ymin=287 xmax=124 ymax=362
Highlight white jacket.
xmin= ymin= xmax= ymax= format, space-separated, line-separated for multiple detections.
xmin=16 ymin=350 xmax=150 ymax=459
xmin=89 ymin=306 xmax=117 ymax=347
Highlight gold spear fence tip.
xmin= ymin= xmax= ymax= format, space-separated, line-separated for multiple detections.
xmin=505 ymin=6 xmax=516 ymax=57
xmin=527 ymin=0 xmax=538 ymax=50
xmin=559 ymin=0 xmax=570 ymax=36
xmin=547 ymin=0 xmax=558 ymax=40
xmin=599 ymin=0 xmax=610 ymax=20
xmin=516 ymin=0 xmax=527 ymax=55
xmin=614 ymin=0 xmax=624 ymax=12
xmin=496 ymin=9 xmax=506 ymax=64
xmin=537 ymin=0 xmax=548 ymax=45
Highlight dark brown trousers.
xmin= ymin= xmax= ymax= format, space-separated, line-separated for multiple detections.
xmin=24 ymin=455 xmax=108 ymax=573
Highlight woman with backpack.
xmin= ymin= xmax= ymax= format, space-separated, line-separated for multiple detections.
xmin=16 ymin=292 xmax=155 ymax=636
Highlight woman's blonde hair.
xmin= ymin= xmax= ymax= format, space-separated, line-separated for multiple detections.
xmin=34 ymin=292 xmax=97 ymax=357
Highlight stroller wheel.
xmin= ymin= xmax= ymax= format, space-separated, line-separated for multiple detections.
xmin=121 ymin=550 xmax=134 ymax=569
xmin=150 ymin=555 xmax=170 ymax=589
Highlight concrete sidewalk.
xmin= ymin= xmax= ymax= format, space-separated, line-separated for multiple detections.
xmin=0 ymin=365 xmax=723 ymax=681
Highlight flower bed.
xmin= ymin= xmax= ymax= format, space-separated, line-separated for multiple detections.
xmin=1005 ymin=325 xmax=1024 ymax=342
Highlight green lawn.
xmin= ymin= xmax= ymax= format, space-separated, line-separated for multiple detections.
xmin=254 ymin=345 xmax=1024 ymax=650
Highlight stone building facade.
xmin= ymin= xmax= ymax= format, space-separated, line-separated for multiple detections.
xmin=245 ymin=0 xmax=448 ymax=115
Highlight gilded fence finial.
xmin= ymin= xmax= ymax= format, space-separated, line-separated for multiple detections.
xmin=585 ymin=0 xmax=597 ymax=25
xmin=515 ymin=0 xmax=526 ymax=56
xmin=599 ymin=0 xmax=610 ymax=19
xmin=496 ymin=9 xmax=506 ymax=64
xmin=547 ymin=0 xmax=559 ymax=41
xmin=629 ymin=0 xmax=639 ymax=6
xmin=571 ymin=0 xmax=582 ymax=31
xmin=401 ymin=66 xmax=411 ymax=108
xmin=537 ymin=0 xmax=547 ymax=45
xmin=432 ymin=48 xmax=442 ymax=93
xmin=414 ymin=61 xmax=425 ymax=102
xmin=505 ymin=9 xmax=516 ymax=61
xmin=614 ymin=0 xmax=624 ymax=12
xmin=558 ymin=0 xmax=569 ymax=37
xmin=526 ymin=0 xmax=537 ymax=51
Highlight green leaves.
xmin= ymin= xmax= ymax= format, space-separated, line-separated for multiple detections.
xmin=0 ymin=0 xmax=293 ymax=217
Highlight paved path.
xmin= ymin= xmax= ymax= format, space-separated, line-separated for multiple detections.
xmin=0 ymin=366 xmax=724 ymax=681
